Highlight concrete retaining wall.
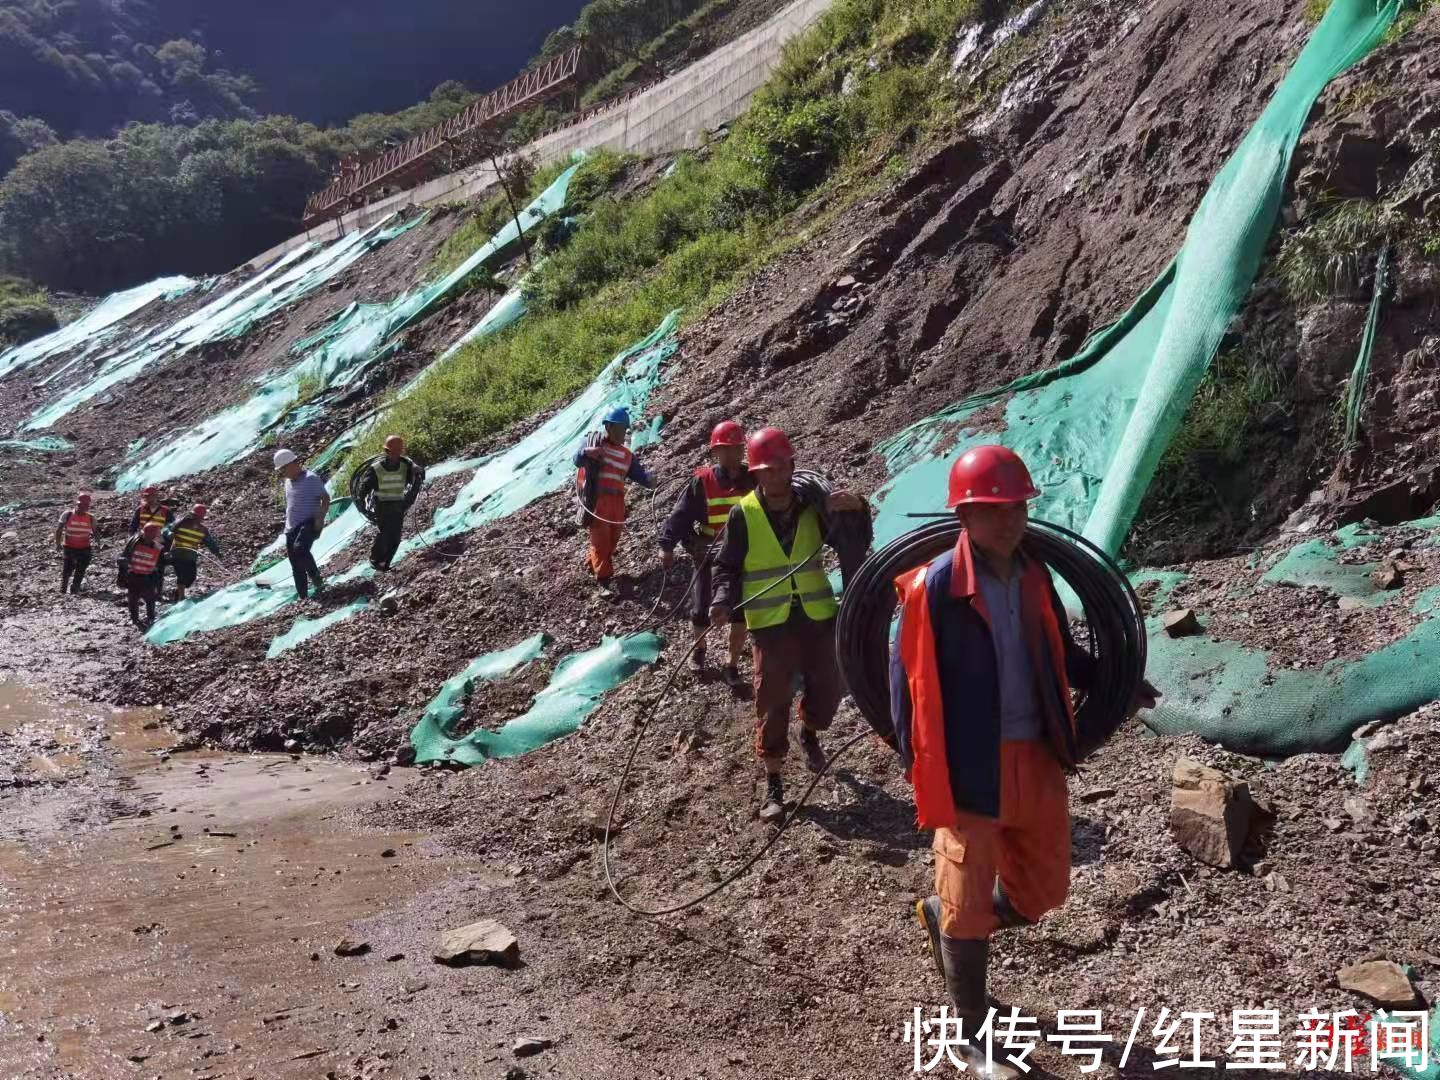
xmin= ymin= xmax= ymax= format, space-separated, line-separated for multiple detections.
xmin=246 ymin=0 xmax=832 ymax=269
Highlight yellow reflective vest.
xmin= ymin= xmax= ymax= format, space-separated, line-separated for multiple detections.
xmin=738 ymin=491 xmax=837 ymax=630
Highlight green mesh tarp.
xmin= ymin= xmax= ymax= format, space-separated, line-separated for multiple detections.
xmin=265 ymin=598 xmax=371 ymax=659
xmin=0 ymin=435 xmax=70 ymax=454
xmin=146 ymin=309 xmax=677 ymax=648
xmin=870 ymin=0 xmax=1406 ymax=756
xmin=874 ymin=0 xmax=1402 ymax=554
xmin=412 ymin=633 xmax=662 ymax=765
xmin=118 ymin=165 xmax=580 ymax=491
xmin=0 ymin=275 xmax=195 ymax=381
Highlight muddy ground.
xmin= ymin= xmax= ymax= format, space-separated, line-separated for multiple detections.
xmin=3 ymin=1 xmax=1440 ymax=1078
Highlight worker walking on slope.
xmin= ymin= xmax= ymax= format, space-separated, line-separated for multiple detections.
xmin=355 ymin=435 xmax=425 ymax=572
xmin=890 ymin=446 xmax=1157 ymax=1079
xmin=55 ymin=492 xmax=95 ymax=595
xmin=130 ymin=486 xmax=173 ymax=535
xmin=162 ymin=504 xmax=221 ymax=602
xmin=121 ymin=523 xmax=166 ymax=629
xmin=710 ymin=427 xmax=870 ymax=822
xmin=574 ymin=406 xmax=656 ymax=593
xmin=274 ymin=448 xmax=330 ymax=601
xmin=658 ymin=420 xmax=755 ymax=685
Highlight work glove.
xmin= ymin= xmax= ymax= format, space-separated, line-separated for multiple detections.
xmin=710 ymin=605 xmax=732 ymax=629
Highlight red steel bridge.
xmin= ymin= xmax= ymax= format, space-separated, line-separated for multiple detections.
xmin=302 ymin=45 xmax=595 ymax=228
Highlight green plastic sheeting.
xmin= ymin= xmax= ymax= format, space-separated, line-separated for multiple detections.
xmin=266 ymin=599 xmax=371 ymax=658
xmin=145 ymin=310 xmax=677 ymax=650
xmin=1260 ymin=539 xmax=1388 ymax=605
xmin=1344 ymin=246 xmax=1390 ymax=447
xmin=873 ymin=0 xmax=1402 ymax=555
xmin=0 ymin=275 xmax=195 ymax=381
xmin=308 ymin=281 xmax=529 ymax=474
xmin=118 ymin=165 xmax=580 ymax=491
xmin=867 ymin=0 xmax=1408 ymax=756
xmin=413 ymin=633 xmax=662 ymax=765
xmin=0 ymin=435 xmax=70 ymax=454
xmin=22 ymin=244 xmax=315 ymax=430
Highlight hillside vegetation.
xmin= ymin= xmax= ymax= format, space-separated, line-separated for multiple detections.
xmin=344 ymin=0 xmax=1037 ymax=476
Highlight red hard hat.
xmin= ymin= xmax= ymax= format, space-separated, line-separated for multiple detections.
xmin=709 ymin=420 xmax=745 ymax=448
xmin=192 ymin=503 xmax=208 ymax=519
xmin=746 ymin=427 xmax=794 ymax=471
xmin=76 ymin=492 xmax=92 ymax=505
xmin=383 ymin=435 xmax=404 ymax=452
xmin=142 ymin=523 xmax=162 ymax=538
xmin=946 ymin=445 xmax=1041 ymax=508
xmin=141 ymin=486 xmax=157 ymax=497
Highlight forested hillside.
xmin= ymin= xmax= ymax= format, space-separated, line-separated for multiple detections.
xmin=0 ymin=0 xmax=788 ymax=302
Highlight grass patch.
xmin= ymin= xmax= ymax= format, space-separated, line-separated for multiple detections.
xmin=1385 ymin=0 xmax=1440 ymax=43
xmin=1277 ymin=199 xmax=1403 ymax=301
xmin=340 ymin=0 xmax=1054 ymax=478
xmin=0 ymin=274 xmax=56 ymax=347
xmin=1129 ymin=331 xmax=1294 ymax=557
xmin=425 ymin=152 xmax=629 ymax=282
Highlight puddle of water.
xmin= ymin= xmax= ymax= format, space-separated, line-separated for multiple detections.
xmin=0 ymin=679 xmax=471 ymax=1077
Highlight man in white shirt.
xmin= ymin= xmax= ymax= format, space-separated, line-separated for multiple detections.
xmin=273 ymin=448 xmax=330 ymax=600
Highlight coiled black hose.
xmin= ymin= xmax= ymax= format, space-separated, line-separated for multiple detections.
xmin=835 ymin=517 xmax=1146 ymax=761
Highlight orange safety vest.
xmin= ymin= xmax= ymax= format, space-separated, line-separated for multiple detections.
xmin=63 ymin=512 xmax=94 ymax=550
xmin=127 ymin=541 xmax=161 ymax=576
xmin=696 ymin=466 xmax=749 ymax=539
xmin=576 ymin=440 xmax=633 ymax=512
xmin=893 ymin=531 xmax=1078 ymax=830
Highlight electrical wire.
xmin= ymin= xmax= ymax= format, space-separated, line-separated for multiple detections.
xmin=834 ymin=516 xmax=1146 ymax=759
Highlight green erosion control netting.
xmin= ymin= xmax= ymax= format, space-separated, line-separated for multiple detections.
xmin=145 ymin=310 xmax=678 ymax=648
xmin=872 ymin=0 xmax=1406 ymax=756
xmin=22 ymin=216 xmax=433 ymax=432
xmin=118 ymin=163 xmax=581 ymax=491
xmin=308 ymin=283 xmax=529 ymax=474
xmin=0 ymin=275 xmax=196 ymax=382
xmin=0 ymin=435 xmax=70 ymax=455
xmin=411 ymin=632 xmax=663 ymax=765
xmin=265 ymin=598 xmax=371 ymax=659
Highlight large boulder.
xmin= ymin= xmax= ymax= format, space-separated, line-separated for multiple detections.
xmin=1169 ymin=760 xmax=1264 ymax=870
xmin=433 ymin=919 xmax=519 ymax=968
xmin=1336 ymin=960 xmax=1418 ymax=1009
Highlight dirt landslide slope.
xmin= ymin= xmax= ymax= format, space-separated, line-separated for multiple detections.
xmin=2 ymin=1 xmax=1440 ymax=1078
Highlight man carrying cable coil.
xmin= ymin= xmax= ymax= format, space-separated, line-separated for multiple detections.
xmin=162 ymin=503 xmax=221 ymax=602
xmin=710 ymin=427 xmax=870 ymax=823
xmin=657 ymin=419 xmax=754 ymax=686
xmin=354 ymin=435 xmax=425 ymax=572
xmin=574 ymin=406 xmax=657 ymax=595
xmin=890 ymin=445 xmax=1157 ymax=1079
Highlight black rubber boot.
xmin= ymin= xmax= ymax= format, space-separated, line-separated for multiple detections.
xmin=938 ymin=936 xmax=1020 ymax=1079
xmin=916 ymin=895 xmax=946 ymax=986
xmin=993 ymin=879 xmax=1034 ymax=929
xmin=759 ymin=773 xmax=784 ymax=823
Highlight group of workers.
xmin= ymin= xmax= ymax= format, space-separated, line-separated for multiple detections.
xmin=55 ymin=485 xmax=221 ymax=629
xmin=574 ymin=409 xmax=1160 ymax=1076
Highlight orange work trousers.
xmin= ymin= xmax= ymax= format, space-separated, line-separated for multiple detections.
xmin=586 ymin=495 xmax=626 ymax=581
xmin=933 ymin=740 xmax=1070 ymax=940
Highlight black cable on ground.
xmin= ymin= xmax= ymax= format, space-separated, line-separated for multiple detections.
xmin=835 ymin=516 xmax=1146 ymax=759
xmin=603 ymin=469 xmax=883 ymax=917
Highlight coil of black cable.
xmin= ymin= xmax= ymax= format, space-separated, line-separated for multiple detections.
xmin=835 ymin=517 xmax=1147 ymax=761
xmin=348 ymin=457 xmax=380 ymax=525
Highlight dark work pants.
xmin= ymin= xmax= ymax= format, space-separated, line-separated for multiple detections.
xmin=171 ymin=556 xmax=199 ymax=588
xmin=126 ymin=571 xmax=158 ymax=625
xmin=371 ymin=503 xmax=407 ymax=569
xmin=285 ymin=522 xmax=323 ymax=599
xmin=62 ymin=548 xmax=91 ymax=593
xmin=750 ymin=613 xmax=841 ymax=764
xmin=688 ymin=557 xmax=744 ymax=628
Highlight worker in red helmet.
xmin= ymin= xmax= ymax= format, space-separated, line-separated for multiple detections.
xmin=121 ymin=522 xmax=167 ymax=629
xmin=129 ymin=486 xmax=173 ymax=535
xmin=658 ymin=420 xmax=756 ymax=686
xmin=55 ymin=492 xmax=95 ymax=595
xmin=355 ymin=434 xmax=425 ymax=572
xmin=711 ymin=427 xmax=871 ymax=821
xmin=890 ymin=445 xmax=1157 ymax=1078
xmin=162 ymin=503 xmax=222 ymax=602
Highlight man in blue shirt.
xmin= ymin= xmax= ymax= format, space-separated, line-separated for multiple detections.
xmin=274 ymin=448 xmax=330 ymax=601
